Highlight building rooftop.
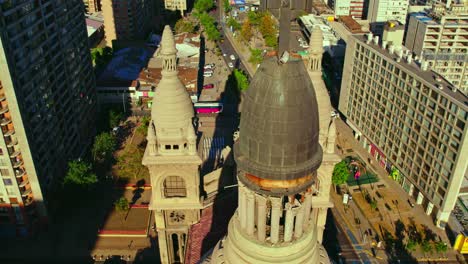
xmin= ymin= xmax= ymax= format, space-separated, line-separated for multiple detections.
xmin=138 ymin=66 xmax=198 ymax=92
xmin=355 ymin=34 xmax=468 ymax=107
xmin=299 ymin=15 xmax=339 ymax=46
xmin=97 ymin=47 xmax=153 ymax=85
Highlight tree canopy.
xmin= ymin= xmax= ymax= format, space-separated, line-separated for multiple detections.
xmin=108 ymin=109 xmax=123 ymax=129
xmin=92 ymin=132 xmax=117 ymax=162
xmin=332 ymin=160 xmax=349 ymax=186
xmin=63 ymin=160 xmax=98 ymax=190
xmin=227 ymin=17 xmax=241 ymax=31
xmin=198 ymin=13 xmax=220 ymax=41
xmin=114 ymin=197 xmax=130 ymax=212
xmin=91 ymin=47 xmax=113 ymax=68
xmin=194 ymin=0 xmax=214 ymax=13
xmin=249 ymin=48 xmax=263 ymax=65
xmin=240 ymin=19 xmax=253 ymax=42
xmin=175 ymin=19 xmax=196 ymax=33
xmin=223 ymin=0 xmax=232 ymax=13
xmin=233 ymin=69 xmax=249 ymax=92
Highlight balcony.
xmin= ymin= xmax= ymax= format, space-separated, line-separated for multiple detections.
xmin=5 ymin=138 xmax=17 ymax=147
xmin=20 ymin=187 xmax=32 ymax=197
xmin=18 ymin=177 xmax=29 ymax=188
xmin=0 ymin=118 xmax=11 ymax=126
xmin=0 ymin=94 xmax=5 ymax=102
xmin=24 ymin=196 xmax=34 ymax=207
xmin=0 ymin=105 xmax=8 ymax=115
xmin=12 ymin=159 xmax=23 ymax=168
xmin=9 ymin=150 xmax=21 ymax=158
xmin=15 ymin=169 xmax=25 ymax=178
xmin=3 ymin=128 xmax=14 ymax=137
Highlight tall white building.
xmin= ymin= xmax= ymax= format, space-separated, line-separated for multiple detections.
xmin=405 ymin=3 xmax=468 ymax=94
xmin=368 ymin=0 xmax=410 ymax=34
xmin=333 ymin=0 xmax=365 ymax=19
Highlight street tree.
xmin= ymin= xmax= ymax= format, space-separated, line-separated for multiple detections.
xmin=264 ymin=35 xmax=278 ymax=48
xmin=233 ymin=69 xmax=249 ymax=92
xmin=420 ymin=240 xmax=433 ymax=256
xmin=92 ymin=132 xmax=117 ymax=162
xmin=227 ymin=17 xmax=241 ymax=31
xmin=198 ymin=13 xmax=220 ymax=41
xmin=63 ymin=160 xmax=98 ymax=190
xmin=108 ymin=109 xmax=123 ymax=129
xmin=240 ymin=19 xmax=253 ymax=43
xmin=259 ymin=14 xmax=276 ymax=38
xmin=249 ymin=48 xmax=263 ymax=65
xmin=175 ymin=19 xmax=196 ymax=33
xmin=223 ymin=0 xmax=232 ymax=13
xmin=114 ymin=197 xmax=130 ymax=222
xmin=332 ymin=160 xmax=349 ymax=192
xmin=194 ymin=0 xmax=214 ymax=13
xmin=405 ymin=238 xmax=417 ymax=251
xmin=247 ymin=10 xmax=263 ymax=26
xmin=434 ymin=240 xmax=448 ymax=255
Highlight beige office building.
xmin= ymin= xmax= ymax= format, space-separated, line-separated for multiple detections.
xmin=0 ymin=1 xmax=96 ymax=236
xmin=405 ymin=3 xmax=468 ymax=94
xmin=84 ymin=0 xmax=101 ymax=13
xmin=164 ymin=0 xmax=187 ymax=15
xmin=339 ymin=33 xmax=468 ymax=228
xmin=101 ymin=0 xmax=153 ymax=45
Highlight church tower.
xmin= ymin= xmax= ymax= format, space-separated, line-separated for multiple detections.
xmin=142 ymin=25 xmax=202 ymax=264
xmin=306 ymin=27 xmax=341 ymax=243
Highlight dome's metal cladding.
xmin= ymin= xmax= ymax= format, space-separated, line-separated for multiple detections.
xmin=234 ymin=57 xmax=323 ymax=196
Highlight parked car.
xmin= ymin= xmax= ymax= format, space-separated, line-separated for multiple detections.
xmin=203 ymin=72 xmax=213 ymax=77
xmin=228 ymin=62 xmax=234 ymax=68
xmin=204 ymin=69 xmax=214 ymax=74
xmin=203 ymin=83 xmax=215 ymax=89
xmin=230 ymin=54 xmax=236 ymax=61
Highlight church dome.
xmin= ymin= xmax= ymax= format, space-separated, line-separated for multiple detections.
xmin=151 ymin=77 xmax=194 ymax=130
xmin=234 ymin=57 xmax=322 ymax=195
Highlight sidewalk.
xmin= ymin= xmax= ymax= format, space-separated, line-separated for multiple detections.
xmin=334 ymin=118 xmax=463 ymax=262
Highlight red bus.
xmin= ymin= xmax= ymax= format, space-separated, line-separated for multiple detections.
xmin=194 ymin=102 xmax=223 ymax=114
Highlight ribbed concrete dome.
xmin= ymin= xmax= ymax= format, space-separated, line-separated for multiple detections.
xmin=160 ymin=25 xmax=177 ymax=56
xmin=152 ymin=77 xmax=194 ymax=129
xmin=234 ymin=57 xmax=322 ymax=195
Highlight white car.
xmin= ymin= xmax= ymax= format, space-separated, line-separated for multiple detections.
xmin=203 ymin=72 xmax=213 ymax=77
xmin=230 ymin=54 xmax=236 ymax=61
xmin=223 ymin=53 xmax=227 ymax=57
xmin=228 ymin=62 xmax=234 ymax=68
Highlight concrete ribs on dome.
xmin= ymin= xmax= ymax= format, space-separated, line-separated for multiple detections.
xmin=234 ymin=57 xmax=323 ymax=196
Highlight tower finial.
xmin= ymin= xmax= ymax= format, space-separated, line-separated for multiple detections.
xmin=307 ymin=27 xmax=324 ymax=73
xmin=160 ymin=25 xmax=178 ymax=75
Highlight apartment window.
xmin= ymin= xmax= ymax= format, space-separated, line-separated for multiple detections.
xmin=0 ymin=169 xmax=9 ymax=176
xmin=2 ymin=179 xmax=12 ymax=186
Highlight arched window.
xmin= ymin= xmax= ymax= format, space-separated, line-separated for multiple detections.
xmin=164 ymin=176 xmax=186 ymax=197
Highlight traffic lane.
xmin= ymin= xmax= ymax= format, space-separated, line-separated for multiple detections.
xmin=218 ymin=40 xmax=248 ymax=76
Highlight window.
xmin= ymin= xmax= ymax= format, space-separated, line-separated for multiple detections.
xmin=163 ymin=176 xmax=186 ymax=198
xmin=165 ymin=145 xmax=171 ymax=150
xmin=2 ymin=179 xmax=12 ymax=185
xmin=0 ymin=169 xmax=9 ymax=176
xmin=173 ymin=145 xmax=179 ymax=150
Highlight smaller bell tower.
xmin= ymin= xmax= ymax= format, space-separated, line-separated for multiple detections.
xmin=143 ymin=25 xmax=202 ymax=264
xmin=308 ymin=27 xmax=324 ymax=73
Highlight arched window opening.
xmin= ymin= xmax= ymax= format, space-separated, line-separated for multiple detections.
xmin=164 ymin=176 xmax=186 ymax=197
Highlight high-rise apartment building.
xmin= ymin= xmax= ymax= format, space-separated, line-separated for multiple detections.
xmin=83 ymin=0 xmax=101 ymax=13
xmin=333 ymin=0 xmax=365 ymax=19
xmin=164 ymin=0 xmax=187 ymax=15
xmin=339 ymin=33 xmax=468 ymax=228
xmin=405 ymin=3 xmax=468 ymax=94
xmin=0 ymin=0 xmax=96 ymax=236
xmin=367 ymin=0 xmax=409 ymax=34
xmin=101 ymin=0 xmax=153 ymax=46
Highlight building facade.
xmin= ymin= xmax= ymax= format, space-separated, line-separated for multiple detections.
xmin=101 ymin=0 xmax=153 ymax=46
xmin=367 ymin=0 xmax=409 ymax=34
xmin=404 ymin=4 xmax=468 ymax=94
xmin=208 ymin=28 xmax=334 ymax=264
xmin=0 ymin=0 xmax=96 ymax=236
xmin=333 ymin=0 xmax=365 ymax=19
xmin=339 ymin=33 xmax=468 ymax=228
xmin=83 ymin=0 xmax=101 ymax=13
xmin=142 ymin=26 xmax=202 ymax=264
xmin=164 ymin=0 xmax=187 ymax=15
xmin=260 ymin=0 xmax=314 ymax=18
